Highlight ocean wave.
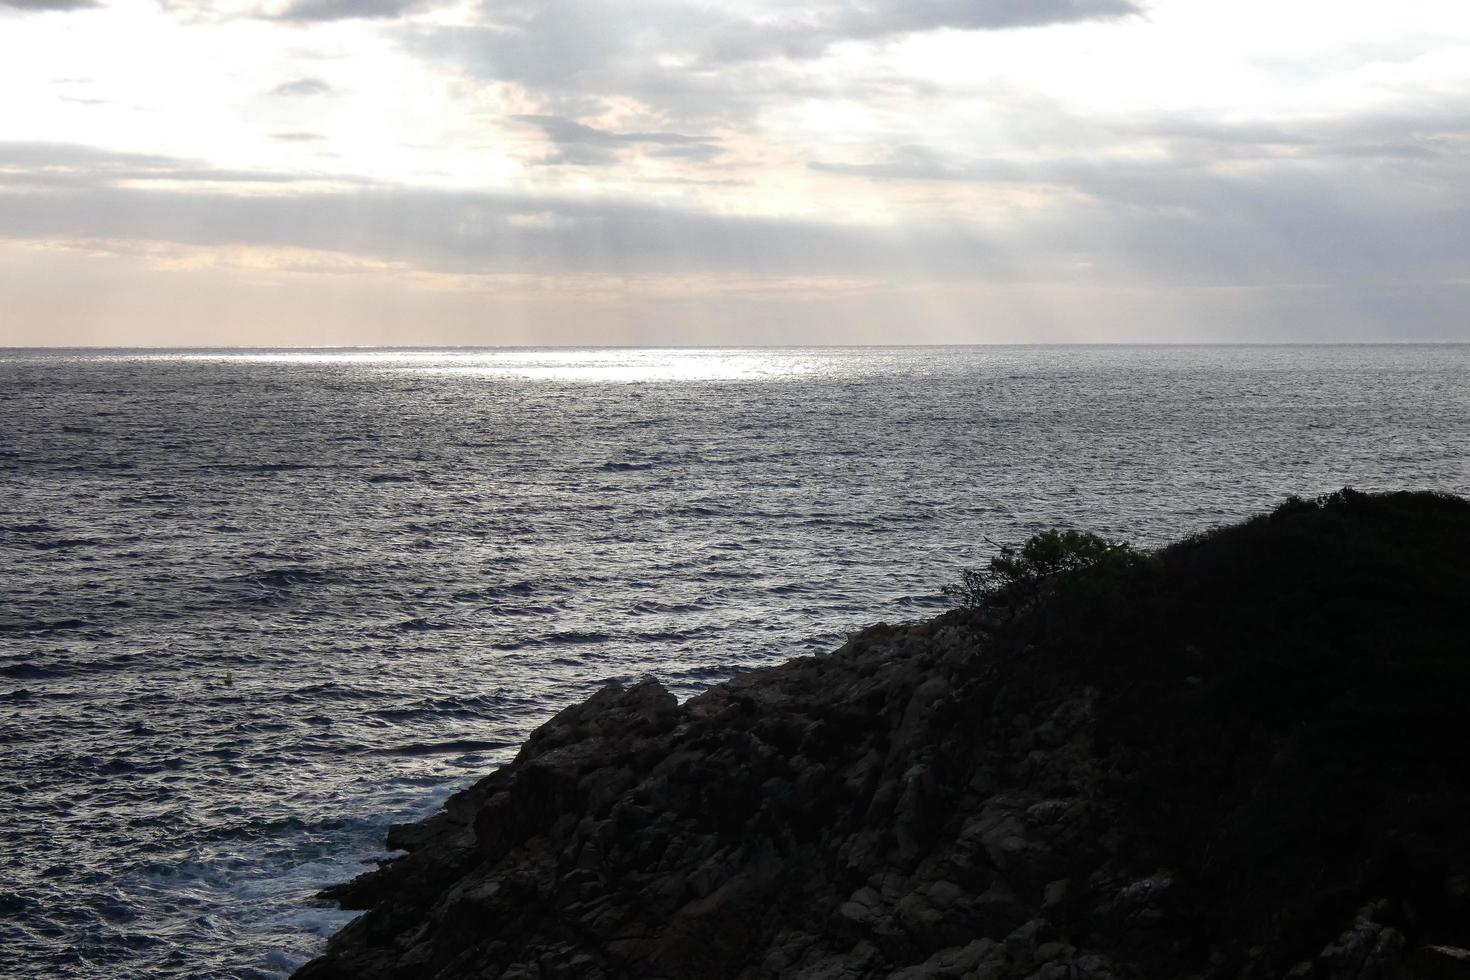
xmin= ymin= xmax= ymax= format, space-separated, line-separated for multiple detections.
xmin=375 ymin=739 xmax=512 ymax=757
xmin=0 ymin=660 xmax=73 ymax=678
xmin=26 ymin=538 xmax=102 ymax=551
xmin=213 ymin=463 xmax=316 ymax=474
xmin=392 ymin=617 xmax=463 ymax=633
xmin=0 ymin=617 xmax=91 ymax=636
xmin=231 ymin=568 xmax=333 ymax=589
xmin=492 ymin=630 xmax=614 ymax=651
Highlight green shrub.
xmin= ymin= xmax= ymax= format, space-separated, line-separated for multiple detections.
xmin=945 ymin=529 xmax=1142 ymax=609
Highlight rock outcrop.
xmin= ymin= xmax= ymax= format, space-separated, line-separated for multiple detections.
xmin=295 ymin=490 xmax=1470 ymax=980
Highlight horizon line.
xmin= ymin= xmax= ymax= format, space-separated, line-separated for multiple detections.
xmin=5 ymin=341 xmax=1470 ymax=353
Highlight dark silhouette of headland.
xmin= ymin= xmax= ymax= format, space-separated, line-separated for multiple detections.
xmin=296 ymin=490 xmax=1470 ymax=980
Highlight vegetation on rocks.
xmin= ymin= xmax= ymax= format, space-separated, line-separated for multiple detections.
xmin=296 ymin=489 xmax=1470 ymax=980
xmin=942 ymin=529 xmax=1146 ymax=610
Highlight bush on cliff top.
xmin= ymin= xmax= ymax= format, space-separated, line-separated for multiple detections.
xmin=944 ymin=528 xmax=1146 ymax=609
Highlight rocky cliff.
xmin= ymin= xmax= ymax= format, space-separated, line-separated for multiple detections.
xmin=295 ymin=490 xmax=1470 ymax=980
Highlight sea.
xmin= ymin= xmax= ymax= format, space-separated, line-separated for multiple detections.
xmin=2 ymin=345 xmax=1468 ymax=979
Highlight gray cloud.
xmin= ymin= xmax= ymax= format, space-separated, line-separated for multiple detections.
xmin=0 ymin=142 xmax=185 ymax=179
xmin=513 ymin=114 xmax=719 ymax=166
xmin=799 ymin=151 xmax=1470 ymax=296
xmin=268 ymin=0 xmax=428 ymax=22
xmin=270 ymin=131 xmax=326 ymax=142
xmin=809 ymin=145 xmax=986 ymax=182
xmin=271 ymin=76 xmax=333 ymax=96
xmin=1123 ymin=105 xmax=1470 ymax=165
xmin=153 ymin=0 xmax=442 ymax=22
xmin=4 ymin=132 xmax=1468 ymax=343
xmin=0 ymin=142 xmax=1000 ymax=278
xmin=1 ymin=0 xmax=100 ymax=9
xmin=809 ymin=99 xmax=1470 ymax=194
xmin=701 ymin=0 xmax=1141 ymax=63
xmin=0 ymin=141 xmax=363 ymax=187
xmin=3 ymin=137 xmax=1467 ymax=296
xmin=408 ymin=0 xmax=1141 ymax=123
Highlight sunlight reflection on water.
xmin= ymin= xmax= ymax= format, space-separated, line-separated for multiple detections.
xmin=411 ymin=350 xmax=817 ymax=382
xmin=73 ymin=348 xmax=822 ymax=382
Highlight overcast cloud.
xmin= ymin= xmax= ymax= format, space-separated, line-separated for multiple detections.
xmin=0 ymin=0 xmax=1468 ymax=344
xmin=1 ymin=0 xmax=99 ymax=10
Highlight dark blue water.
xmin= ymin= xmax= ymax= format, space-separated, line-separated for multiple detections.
xmin=2 ymin=346 xmax=1467 ymax=978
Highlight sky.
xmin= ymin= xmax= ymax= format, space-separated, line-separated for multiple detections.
xmin=1 ymin=0 xmax=1468 ymax=346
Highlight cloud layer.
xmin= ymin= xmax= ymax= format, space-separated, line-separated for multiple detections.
xmin=1 ymin=0 xmax=100 ymax=10
xmin=1 ymin=0 xmax=1468 ymax=343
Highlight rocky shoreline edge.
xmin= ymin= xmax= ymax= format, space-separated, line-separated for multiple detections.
xmin=295 ymin=490 xmax=1470 ymax=980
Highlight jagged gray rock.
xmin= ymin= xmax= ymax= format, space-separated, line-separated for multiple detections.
xmin=297 ymin=617 xmax=1140 ymax=979
xmin=295 ymin=614 xmax=1425 ymax=980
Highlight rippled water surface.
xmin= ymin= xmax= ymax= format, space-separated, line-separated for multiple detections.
xmin=2 ymin=346 xmax=1468 ymax=978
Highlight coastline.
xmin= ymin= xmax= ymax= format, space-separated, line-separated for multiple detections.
xmin=295 ymin=490 xmax=1470 ymax=980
